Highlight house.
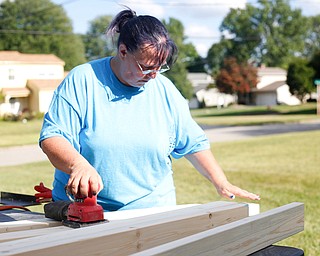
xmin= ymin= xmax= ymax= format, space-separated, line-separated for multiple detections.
xmin=187 ymin=73 xmax=236 ymax=109
xmin=251 ymin=67 xmax=301 ymax=106
xmin=188 ymin=67 xmax=301 ymax=109
xmin=0 ymin=51 xmax=65 ymax=117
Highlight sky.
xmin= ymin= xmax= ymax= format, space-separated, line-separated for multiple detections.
xmin=51 ymin=0 xmax=320 ymax=57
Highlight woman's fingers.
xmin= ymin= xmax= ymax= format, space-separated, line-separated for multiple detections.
xmin=219 ymin=182 xmax=260 ymax=201
xmin=67 ymin=165 xmax=103 ymax=198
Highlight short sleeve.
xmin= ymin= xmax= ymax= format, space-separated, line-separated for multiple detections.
xmin=39 ymin=67 xmax=87 ymax=151
xmin=170 ymin=90 xmax=210 ymax=159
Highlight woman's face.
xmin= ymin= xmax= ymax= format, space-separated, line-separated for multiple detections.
xmin=118 ymin=45 xmax=168 ymax=87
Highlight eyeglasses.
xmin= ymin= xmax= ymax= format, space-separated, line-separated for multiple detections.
xmin=131 ymin=54 xmax=170 ymax=75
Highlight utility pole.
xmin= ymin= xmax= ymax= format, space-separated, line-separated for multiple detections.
xmin=315 ymin=79 xmax=320 ymax=115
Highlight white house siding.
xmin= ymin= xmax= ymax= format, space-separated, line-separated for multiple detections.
xmin=253 ymin=68 xmax=301 ymax=106
xmin=0 ymin=51 xmax=65 ymax=116
xmin=39 ymin=90 xmax=55 ymax=113
xmin=0 ymin=65 xmax=26 ymax=88
xmin=18 ymin=64 xmax=63 ymax=80
xmin=0 ymin=64 xmax=63 ymax=87
xmin=257 ymin=68 xmax=287 ymax=89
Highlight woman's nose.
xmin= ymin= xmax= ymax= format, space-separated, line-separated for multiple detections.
xmin=147 ymin=72 xmax=157 ymax=79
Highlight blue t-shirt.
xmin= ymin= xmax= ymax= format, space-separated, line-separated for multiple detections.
xmin=39 ymin=57 xmax=210 ymax=211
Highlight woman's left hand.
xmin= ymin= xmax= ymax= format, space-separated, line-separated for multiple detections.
xmin=216 ymin=180 xmax=260 ymax=201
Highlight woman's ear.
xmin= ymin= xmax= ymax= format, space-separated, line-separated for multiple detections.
xmin=119 ymin=44 xmax=127 ymax=58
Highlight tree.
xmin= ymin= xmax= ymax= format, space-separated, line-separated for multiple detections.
xmin=162 ymin=18 xmax=194 ymax=100
xmin=287 ymin=58 xmax=315 ymax=101
xmin=303 ymin=15 xmax=320 ymax=58
xmin=0 ymin=0 xmax=86 ymax=70
xmin=183 ymin=43 xmax=206 ymax=73
xmin=206 ymin=39 xmax=232 ymax=77
xmin=219 ymin=4 xmax=259 ymax=64
xmin=218 ymin=0 xmax=308 ymax=68
xmin=309 ymin=51 xmax=320 ymax=82
xmin=216 ymin=57 xmax=258 ymax=104
xmin=82 ymin=15 xmax=116 ymax=61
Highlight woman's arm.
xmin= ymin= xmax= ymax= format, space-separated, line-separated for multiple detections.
xmin=185 ymin=149 xmax=260 ymax=200
xmin=40 ymin=136 xmax=103 ymax=197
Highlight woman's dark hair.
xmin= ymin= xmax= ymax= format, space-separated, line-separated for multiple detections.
xmin=106 ymin=7 xmax=178 ymax=66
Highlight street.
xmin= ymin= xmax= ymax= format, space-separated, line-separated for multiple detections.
xmin=202 ymin=119 xmax=320 ymax=143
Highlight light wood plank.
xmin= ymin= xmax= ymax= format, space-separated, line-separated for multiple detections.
xmin=104 ymin=204 xmax=199 ymax=220
xmin=0 ymin=219 xmax=61 ymax=233
xmin=0 ymin=201 xmax=249 ymax=256
xmin=133 ymin=202 xmax=304 ymax=256
xmin=0 ymin=226 xmax=69 ymax=242
xmin=0 ymin=205 xmax=199 ymax=242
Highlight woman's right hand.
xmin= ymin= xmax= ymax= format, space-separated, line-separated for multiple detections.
xmin=41 ymin=137 xmax=104 ymax=198
xmin=67 ymin=160 xmax=103 ymax=198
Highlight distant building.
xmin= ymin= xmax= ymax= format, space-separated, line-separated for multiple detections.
xmin=0 ymin=51 xmax=65 ymax=117
xmin=251 ymin=67 xmax=301 ymax=106
xmin=188 ymin=67 xmax=301 ymax=109
xmin=187 ymin=73 xmax=236 ymax=109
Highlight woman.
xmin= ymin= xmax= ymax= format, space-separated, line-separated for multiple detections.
xmin=39 ymin=8 xmax=259 ymax=211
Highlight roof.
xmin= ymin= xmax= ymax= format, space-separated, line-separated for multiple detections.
xmin=0 ymin=51 xmax=65 ymax=65
xmin=193 ymin=83 xmax=210 ymax=92
xmin=257 ymin=67 xmax=286 ymax=76
xmin=28 ymin=79 xmax=63 ymax=90
xmin=252 ymin=81 xmax=286 ymax=92
xmin=187 ymin=73 xmax=212 ymax=81
xmin=187 ymin=73 xmax=214 ymax=93
xmin=1 ymin=87 xmax=31 ymax=97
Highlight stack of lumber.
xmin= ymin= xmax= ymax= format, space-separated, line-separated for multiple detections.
xmin=0 ymin=201 xmax=304 ymax=256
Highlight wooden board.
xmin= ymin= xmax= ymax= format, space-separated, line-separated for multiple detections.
xmin=0 ymin=204 xmax=200 ymax=242
xmin=0 ymin=226 xmax=69 ymax=242
xmin=132 ymin=202 xmax=304 ymax=256
xmin=0 ymin=201 xmax=249 ymax=256
xmin=0 ymin=218 xmax=61 ymax=233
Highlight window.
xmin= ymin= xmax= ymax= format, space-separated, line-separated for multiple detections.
xmin=9 ymin=69 xmax=15 ymax=80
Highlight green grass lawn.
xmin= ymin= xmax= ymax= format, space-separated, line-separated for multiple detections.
xmin=191 ymin=103 xmax=320 ymax=126
xmin=0 ymin=119 xmax=43 ymax=147
xmin=173 ymin=130 xmax=320 ymax=255
xmin=1 ymin=130 xmax=319 ymax=255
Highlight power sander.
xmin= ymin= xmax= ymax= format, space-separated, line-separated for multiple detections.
xmin=44 ymin=186 xmax=106 ymax=228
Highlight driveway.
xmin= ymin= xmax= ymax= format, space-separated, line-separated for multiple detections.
xmin=0 ymin=144 xmax=48 ymax=167
xmin=0 ymin=120 xmax=319 ymax=167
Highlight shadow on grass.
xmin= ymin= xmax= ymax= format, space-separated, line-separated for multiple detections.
xmin=282 ymin=108 xmax=317 ymax=115
xmin=197 ymin=109 xmax=278 ymax=117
